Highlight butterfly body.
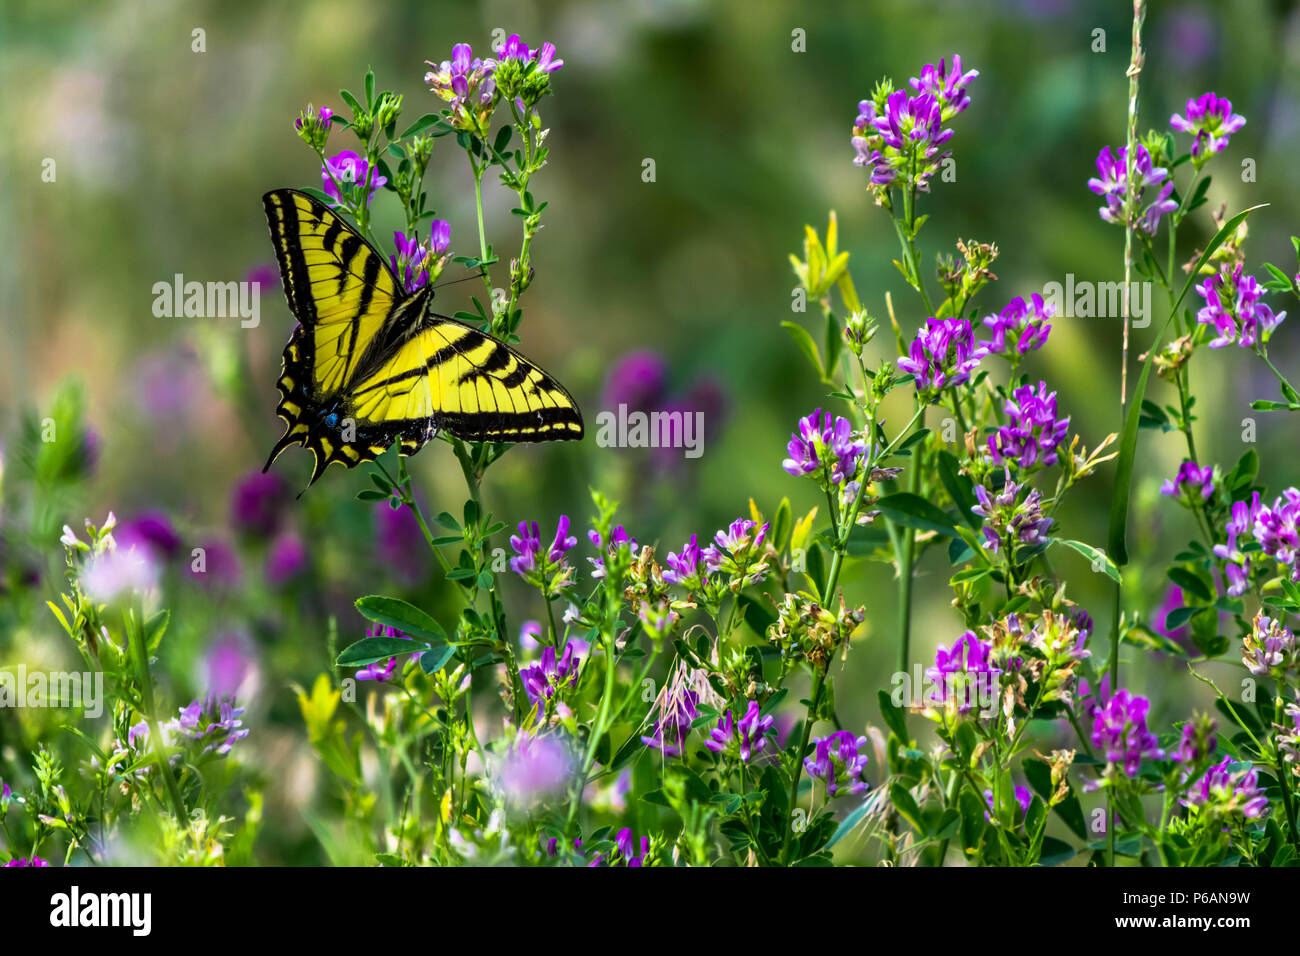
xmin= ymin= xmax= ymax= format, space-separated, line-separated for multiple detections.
xmin=260 ymin=189 xmax=583 ymax=487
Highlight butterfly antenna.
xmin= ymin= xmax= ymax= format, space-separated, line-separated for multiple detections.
xmin=429 ymin=266 xmax=490 ymax=292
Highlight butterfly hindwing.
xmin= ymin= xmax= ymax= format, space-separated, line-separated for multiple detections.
xmin=260 ymin=188 xmax=583 ymax=489
xmin=348 ymin=316 xmax=585 ymax=444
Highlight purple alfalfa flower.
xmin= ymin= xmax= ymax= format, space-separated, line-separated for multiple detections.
xmin=988 ymin=381 xmax=1070 ymax=469
xmin=1170 ymin=92 xmax=1246 ymax=161
xmin=705 ymin=700 xmax=775 ymax=762
xmin=81 ymin=542 xmax=159 ymax=605
xmin=231 ymin=470 xmax=290 ymax=538
xmin=702 ymin=518 xmax=770 ymax=587
xmin=970 ymin=471 xmax=1053 ymax=555
xmin=1214 ymin=493 xmax=1260 ymax=596
xmin=266 ymin=530 xmax=307 ymax=585
xmin=519 ymin=620 xmax=544 ymax=652
xmin=498 ymin=34 xmax=564 ymax=74
xmin=982 ymin=294 xmax=1053 ymax=359
xmin=1243 ymin=611 xmax=1298 ymax=680
xmin=1253 ymin=487 xmax=1300 ymax=580
xmin=1180 ymin=756 xmax=1268 ymax=819
xmin=1090 ymin=689 xmax=1164 ymax=777
xmin=509 ymin=516 xmax=578 ymax=591
xmin=1173 ymin=715 xmax=1218 ymax=765
xmin=908 ymin=54 xmax=978 ymax=120
xmin=494 ymin=733 xmax=574 ymax=808
xmin=663 ymin=533 xmax=709 ymax=591
xmin=1086 ymin=144 xmax=1176 ymax=236
xmin=983 ymin=785 xmax=1032 ymax=822
xmin=804 ymin=731 xmax=870 ymax=797
xmin=520 ymin=639 xmax=583 ymax=707
xmin=782 ymin=409 xmax=866 ymax=489
xmin=294 ymin=104 xmax=333 ymax=149
xmin=356 ymin=622 xmax=416 ymax=682
xmin=1152 ymin=585 xmax=1192 ymax=649
xmin=162 ymin=696 xmax=249 ymax=758
xmin=926 ymin=630 xmax=1001 ymax=715
xmin=613 ymin=828 xmax=649 ymax=867
xmin=389 ymin=224 xmax=451 ymax=293
xmin=424 ymin=43 xmax=497 ymax=132
xmin=897 ymin=317 xmax=988 ymax=402
xmin=587 ymin=525 xmax=638 ymax=580
xmin=1194 ymin=264 xmax=1286 ymax=349
xmin=1160 ymin=460 xmax=1215 ymax=504
xmin=321 ymin=150 xmax=387 ymax=206
xmin=3 ymin=857 xmax=50 ymax=867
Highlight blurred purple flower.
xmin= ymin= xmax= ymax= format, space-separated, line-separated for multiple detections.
xmin=266 ymin=531 xmax=307 ymax=585
xmin=186 ymin=539 xmax=242 ymax=591
xmin=375 ymin=503 xmax=431 ymax=585
xmin=601 ymin=351 xmax=667 ymax=413
xmin=356 ymin=622 xmax=416 ymax=682
xmin=1181 ymin=756 xmax=1268 ymax=818
xmin=4 ymin=857 xmax=50 ymax=867
xmin=494 ymin=733 xmax=574 ymax=807
xmin=116 ymin=510 xmax=181 ymax=561
xmin=231 ymin=470 xmax=289 ymax=538
xmin=201 ymin=631 xmax=256 ymax=701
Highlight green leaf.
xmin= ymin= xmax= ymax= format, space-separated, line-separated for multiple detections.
xmin=876 ymin=493 xmax=958 ymax=537
xmin=936 ymin=451 xmax=981 ymax=529
xmin=419 ymin=646 xmax=457 ymax=674
xmin=1050 ymin=538 xmax=1120 ymax=583
xmin=398 ymin=113 xmax=442 ymax=138
xmin=337 ymin=636 xmax=425 ymax=667
xmin=354 ymin=595 xmax=447 ymax=644
xmin=781 ymin=321 xmax=823 ymax=377
xmin=889 ymin=782 xmax=926 ymax=834
xmin=877 ymin=689 xmax=910 ymax=742
xmin=1167 ymin=567 xmax=1212 ymax=602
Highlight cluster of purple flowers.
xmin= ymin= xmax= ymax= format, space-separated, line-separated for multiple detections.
xmin=587 ymin=526 xmax=638 ymax=580
xmin=782 ymin=409 xmax=866 ymax=490
xmin=1170 ymin=92 xmax=1246 ymax=162
xmin=971 ymin=472 xmax=1053 ymax=554
xmin=1160 ymin=460 xmax=1214 ymax=504
xmin=1242 ymin=612 xmax=1297 ymax=679
xmin=390 ymin=225 xmax=451 ymax=293
xmin=1086 ymin=144 xmax=1176 ymax=236
xmin=663 ymin=533 xmax=707 ymax=590
xmin=1215 ymin=493 xmax=1260 ymax=596
xmin=520 ymin=639 xmax=584 ymax=707
xmin=1181 ymin=757 xmax=1268 ymax=819
xmin=424 ymin=42 xmax=498 ymax=131
xmin=1194 ymin=264 xmax=1286 ymax=349
xmin=321 ymin=150 xmax=386 ymax=206
xmin=803 ymin=731 xmax=870 ymax=797
xmin=982 ymin=294 xmax=1053 ymax=360
xmin=898 ymin=317 xmax=989 ymax=400
xmin=988 ymin=382 xmax=1070 ymax=469
xmin=926 ymin=630 xmax=1001 ymax=715
xmin=705 ymin=700 xmax=775 ymax=762
xmin=509 ymin=515 xmax=578 ymax=590
xmin=852 ymin=55 xmax=977 ymax=191
xmin=1254 ymin=487 xmax=1300 ymax=581
xmin=159 ymin=697 xmax=250 ymax=759
xmin=1089 ymin=688 xmax=1163 ymax=777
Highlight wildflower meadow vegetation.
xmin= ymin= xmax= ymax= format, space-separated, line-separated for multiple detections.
xmin=4 ymin=2 xmax=1300 ymax=883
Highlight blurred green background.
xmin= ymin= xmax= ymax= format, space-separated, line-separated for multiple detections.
xmin=3 ymin=0 xmax=1300 ymax=863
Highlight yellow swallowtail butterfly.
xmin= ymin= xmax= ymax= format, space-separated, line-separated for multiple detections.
xmin=260 ymin=189 xmax=584 ymax=488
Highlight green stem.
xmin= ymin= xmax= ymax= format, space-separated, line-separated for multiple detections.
xmin=779 ymin=665 xmax=826 ymax=865
xmin=128 ymin=606 xmax=187 ymax=823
